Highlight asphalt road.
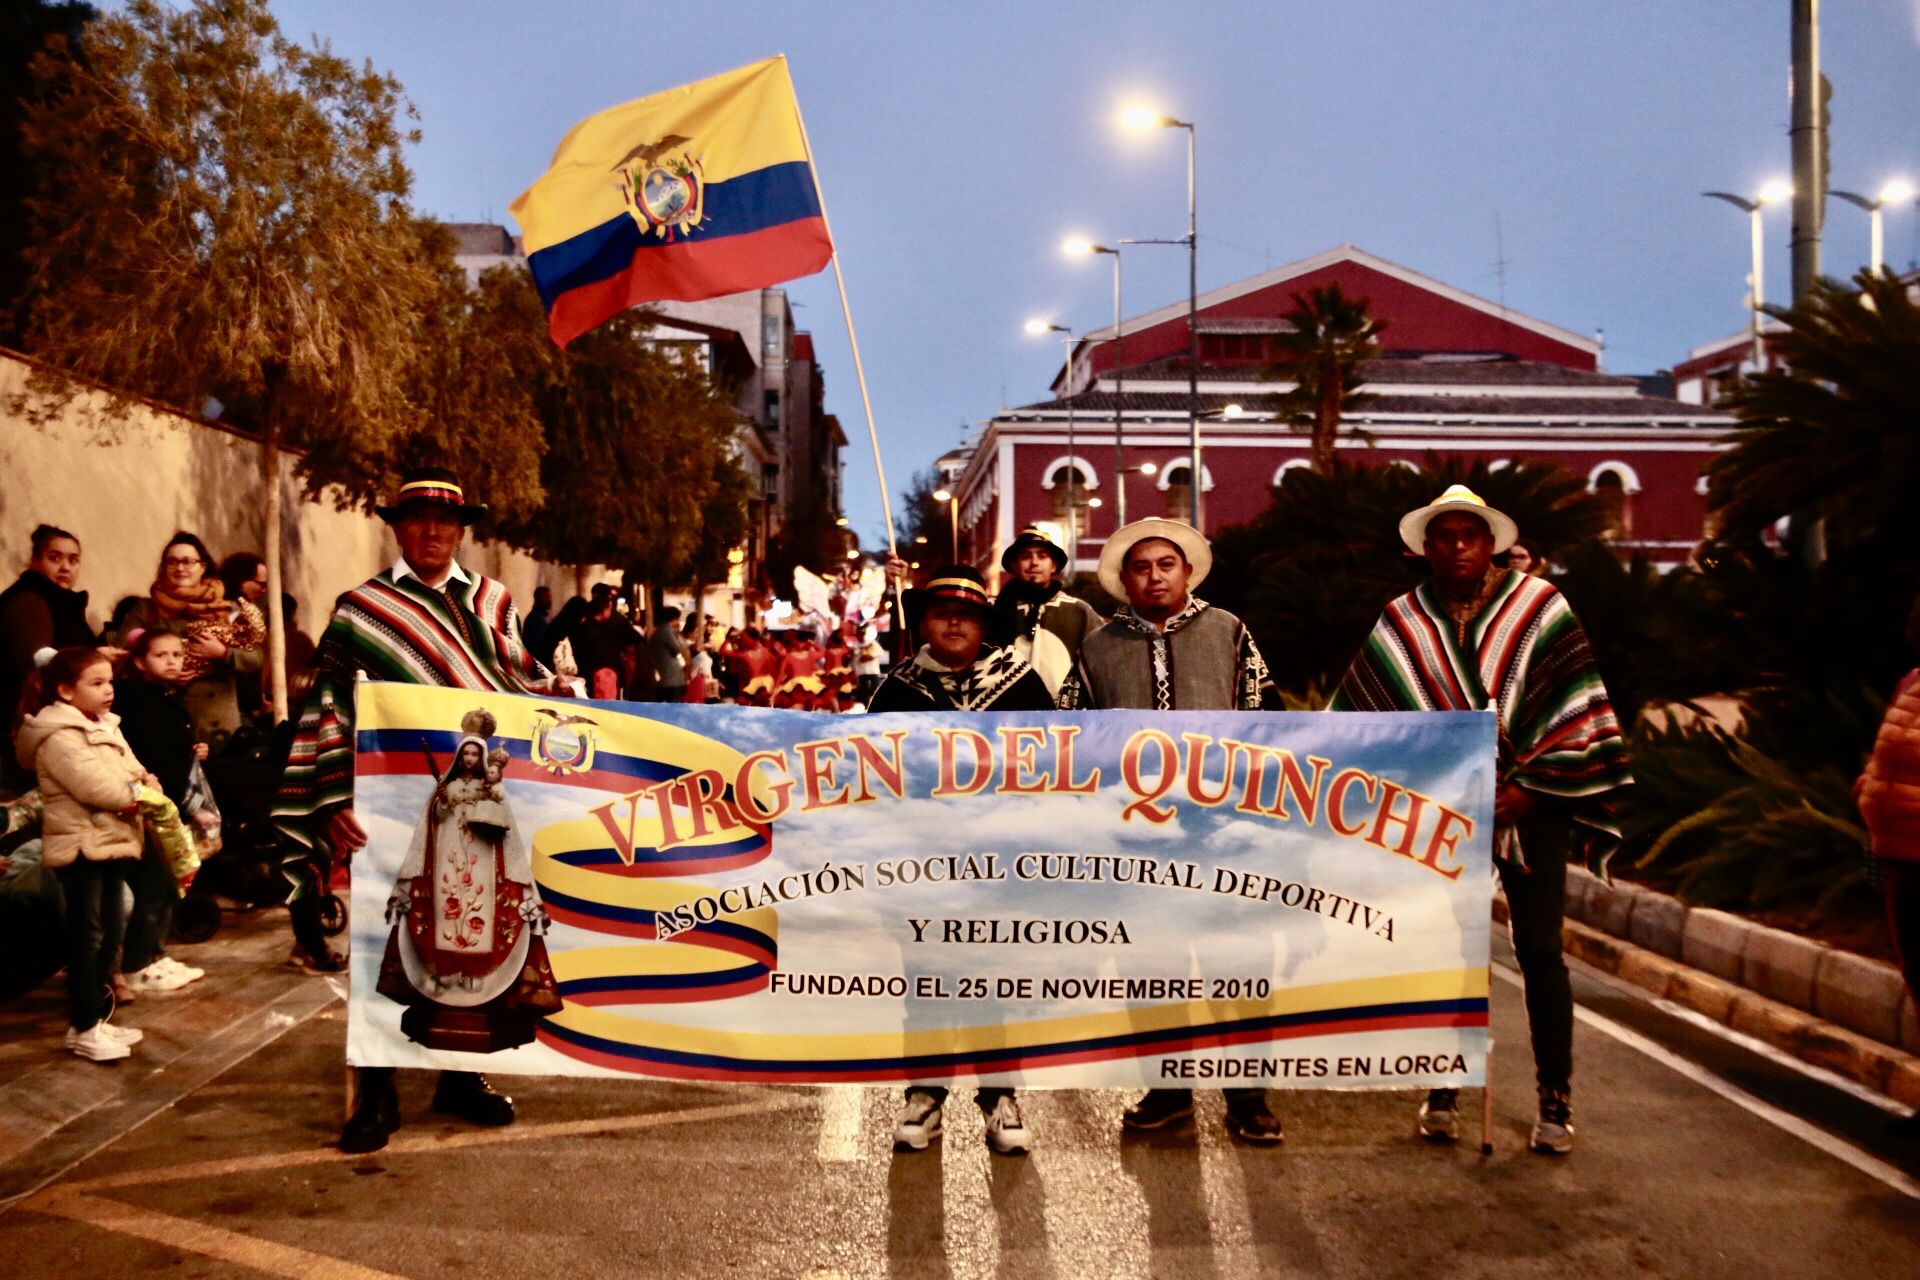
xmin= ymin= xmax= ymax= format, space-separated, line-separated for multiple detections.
xmin=1 ymin=918 xmax=1916 ymax=1280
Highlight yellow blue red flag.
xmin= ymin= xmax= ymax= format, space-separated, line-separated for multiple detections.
xmin=509 ymin=56 xmax=833 ymax=348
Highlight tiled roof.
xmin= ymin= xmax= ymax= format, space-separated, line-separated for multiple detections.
xmin=1007 ymin=389 xmax=1730 ymax=423
xmin=1104 ymin=354 xmax=1639 ymax=388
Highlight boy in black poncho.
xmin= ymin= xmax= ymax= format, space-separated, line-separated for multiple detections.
xmin=867 ymin=565 xmax=1049 ymax=1154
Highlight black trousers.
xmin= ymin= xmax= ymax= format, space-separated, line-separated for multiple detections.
xmin=121 ymin=840 xmax=178 ymax=973
xmin=908 ymin=1085 xmax=1012 ymax=1110
xmin=55 ymin=857 xmax=128 ymax=1030
xmin=1880 ymin=860 xmax=1920 ymax=993
xmin=1497 ymin=819 xmax=1574 ymax=1095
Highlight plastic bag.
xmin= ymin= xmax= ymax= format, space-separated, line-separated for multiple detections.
xmin=183 ymin=758 xmax=223 ymax=858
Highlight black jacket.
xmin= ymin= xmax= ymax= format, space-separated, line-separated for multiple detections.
xmin=1 ymin=570 xmax=96 ymax=722
xmin=113 ymin=677 xmax=196 ymax=807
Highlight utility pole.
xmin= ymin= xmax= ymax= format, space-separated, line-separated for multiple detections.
xmin=1789 ymin=0 xmax=1824 ymax=304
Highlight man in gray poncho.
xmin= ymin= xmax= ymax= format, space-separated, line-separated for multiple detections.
xmin=1058 ymin=518 xmax=1282 ymax=1145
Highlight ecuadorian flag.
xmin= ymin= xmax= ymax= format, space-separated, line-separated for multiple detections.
xmin=510 ymin=56 xmax=833 ymax=347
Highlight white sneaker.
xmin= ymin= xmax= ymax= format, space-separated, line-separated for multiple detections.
xmin=1530 ymin=1089 xmax=1575 ymax=1155
xmin=1417 ymin=1089 xmax=1460 ymax=1142
xmin=125 ymin=962 xmax=193 ymax=993
xmin=155 ymin=956 xmax=205 ymax=983
xmin=983 ymin=1095 xmax=1032 ymax=1155
xmin=893 ymin=1090 xmax=944 ymax=1151
xmin=68 ymin=1024 xmax=131 ymax=1062
xmin=64 ymin=1021 xmax=143 ymax=1049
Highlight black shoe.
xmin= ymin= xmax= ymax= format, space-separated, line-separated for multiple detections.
xmin=1225 ymin=1101 xmax=1285 ymax=1145
xmin=1122 ymin=1089 xmax=1195 ymax=1131
xmin=339 ymin=1075 xmax=400 ymax=1154
xmin=432 ymin=1071 xmax=515 ymax=1127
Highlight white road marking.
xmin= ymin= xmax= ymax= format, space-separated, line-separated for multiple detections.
xmin=1493 ymin=962 xmax=1920 ymax=1200
xmin=815 ymin=1084 xmax=866 ymax=1163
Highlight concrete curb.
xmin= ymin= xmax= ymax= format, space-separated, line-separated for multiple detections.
xmin=1494 ymin=879 xmax=1920 ymax=1111
xmin=1563 ymin=869 xmax=1918 ymax=1056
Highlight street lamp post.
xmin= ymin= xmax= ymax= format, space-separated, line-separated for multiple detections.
xmin=1065 ymin=238 xmax=1128 ymax=528
xmin=1123 ymin=105 xmax=1201 ymax=531
xmin=1704 ymin=180 xmax=1792 ymax=371
xmin=1026 ymin=320 xmax=1082 ymax=566
xmin=1832 ymin=180 xmax=1917 ymax=274
xmin=931 ymin=487 xmax=959 ymax=561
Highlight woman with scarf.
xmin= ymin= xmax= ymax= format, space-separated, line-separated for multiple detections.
xmin=116 ymin=533 xmax=266 ymax=743
xmin=866 ymin=565 xmax=1051 ymax=1156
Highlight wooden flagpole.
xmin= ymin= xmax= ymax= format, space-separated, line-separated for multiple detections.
xmin=791 ymin=66 xmax=910 ymax=637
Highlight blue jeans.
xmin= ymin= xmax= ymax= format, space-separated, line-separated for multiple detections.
xmin=56 ymin=857 xmax=129 ymax=1030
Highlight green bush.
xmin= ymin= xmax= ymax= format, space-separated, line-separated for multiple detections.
xmin=1625 ymin=688 xmax=1880 ymax=915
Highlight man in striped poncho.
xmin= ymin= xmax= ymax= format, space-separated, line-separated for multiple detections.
xmin=1330 ymin=485 xmax=1631 ymax=1157
xmin=273 ymin=466 xmax=569 ymax=1154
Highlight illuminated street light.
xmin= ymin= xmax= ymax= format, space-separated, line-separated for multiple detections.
xmin=834 ymin=516 xmax=850 ymax=527
xmin=1119 ymin=102 xmax=1203 ymax=529
xmin=1833 ymin=178 xmax=1918 ymax=273
xmin=1703 ymin=181 xmax=1792 ymax=369
xmin=931 ymin=488 xmax=959 ymax=558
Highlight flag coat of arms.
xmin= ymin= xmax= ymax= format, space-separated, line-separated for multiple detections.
xmin=510 ymin=56 xmax=833 ymax=347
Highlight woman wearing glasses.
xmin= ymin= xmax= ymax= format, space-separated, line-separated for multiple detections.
xmin=114 ymin=532 xmax=266 ymax=743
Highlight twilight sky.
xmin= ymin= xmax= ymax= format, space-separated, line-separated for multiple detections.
xmin=271 ymin=0 xmax=1920 ymax=545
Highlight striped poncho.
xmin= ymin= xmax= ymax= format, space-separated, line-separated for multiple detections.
xmin=1329 ymin=570 xmax=1631 ymax=872
xmin=273 ymin=568 xmax=550 ymax=896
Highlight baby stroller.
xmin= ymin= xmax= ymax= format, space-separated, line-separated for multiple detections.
xmin=170 ymin=721 xmax=346 ymax=944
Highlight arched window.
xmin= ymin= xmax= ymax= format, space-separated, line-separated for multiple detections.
xmin=1156 ymin=460 xmax=1214 ymax=523
xmin=1272 ymin=459 xmax=1313 ymax=488
xmin=1046 ymin=461 xmax=1097 ymax=535
xmin=1588 ymin=462 xmax=1641 ymax=540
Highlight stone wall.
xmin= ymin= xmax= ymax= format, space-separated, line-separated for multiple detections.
xmin=0 ymin=351 xmax=595 ymax=638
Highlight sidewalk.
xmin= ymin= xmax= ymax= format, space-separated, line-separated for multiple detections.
xmin=0 ymin=909 xmax=342 ymax=1205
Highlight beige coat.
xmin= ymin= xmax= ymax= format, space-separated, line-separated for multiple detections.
xmin=15 ymin=701 xmax=146 ymax=867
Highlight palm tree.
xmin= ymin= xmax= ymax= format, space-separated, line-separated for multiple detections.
xmin=1708 ymin=269 xmax=1920 ymax=549
xmin=1261 ymin=284 xmax=1385 ymax=472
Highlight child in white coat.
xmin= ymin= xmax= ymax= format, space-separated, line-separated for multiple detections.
xmin=15 ymin=647 xmax=157 ymax=1061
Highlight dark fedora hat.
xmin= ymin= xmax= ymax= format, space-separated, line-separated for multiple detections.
xmin=1000 ymin=522 xmax=1068 ymax=574
xmin=376 ymin=466 xmax=489 ymax=525
xmin=904 ymin=564 xmax=1013 ymax=646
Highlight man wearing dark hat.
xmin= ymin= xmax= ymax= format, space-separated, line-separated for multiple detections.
xmin=1058 ymin=519 xmax=1285 ymax=1145
xmin=867 ymin=565 xmax=1052 ymax=1155
xmin=274 ymin=466 xmax=570 ymax=1154
xmin=1331 ymin=485 xmax=1632 ymax=1156
xmin=994 ymin=522 xmax=1104 ymax=698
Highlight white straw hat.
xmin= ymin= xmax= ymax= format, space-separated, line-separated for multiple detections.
xmin=1098 ymin=518 xmax=1213 ymax=600
xmin=1398 ymin=485 xmax=1519 ymax=555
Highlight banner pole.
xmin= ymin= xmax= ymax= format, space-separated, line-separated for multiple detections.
xmin=790 ymin=82 xmax=899 ymax=567
xmin=1480 ymin=1036 xmax=1494 ymax=1155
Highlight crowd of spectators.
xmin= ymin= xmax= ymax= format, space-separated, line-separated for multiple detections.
xmin=1 ymin=520 xmax=885 ymax=1059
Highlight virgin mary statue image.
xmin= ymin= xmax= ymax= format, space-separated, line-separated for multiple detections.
xmin=376 ymin=709 xmax=563 ymax=1053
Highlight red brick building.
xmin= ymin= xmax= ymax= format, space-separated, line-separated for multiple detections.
xmin=948 ymin=245 xmax=1733 ymax=579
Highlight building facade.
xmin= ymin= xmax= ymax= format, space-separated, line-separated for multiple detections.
xmin=949 ymin=245 xmax=1734 ymax=578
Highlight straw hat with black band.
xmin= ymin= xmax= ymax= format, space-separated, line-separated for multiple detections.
xmin=376 ymin=466 xmax=490 ymax=526
xmin=1397 ymin=484 xmax=1518 ymax=556
xmin=1097 ymin=518 xmax=1213 ymax=602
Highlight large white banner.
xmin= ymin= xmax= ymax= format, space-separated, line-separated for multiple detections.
xmin=346 ymin=684 xmax=1494 ymax=1089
